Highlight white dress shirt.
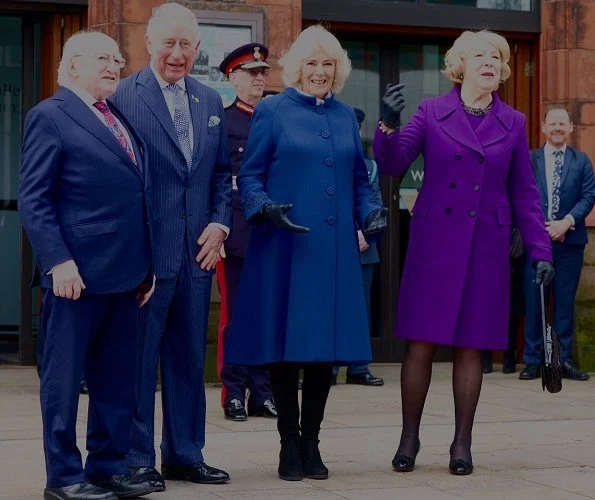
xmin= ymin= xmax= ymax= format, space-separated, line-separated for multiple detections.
xmin=150 ymin=66 xmax=229 ymax=237
xmin=543 ymin=142 xmax=574 ymax=226
xmin=150 ymin=65 xmax=194 ymax=151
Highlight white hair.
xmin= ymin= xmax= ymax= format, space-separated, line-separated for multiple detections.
xmin=146 ymin=3 xmax=200 ymax=44
xmin=57 ymin=30 xmax=119 ymax=86
xmin=278 ymin=25 xmax=351 ymax=94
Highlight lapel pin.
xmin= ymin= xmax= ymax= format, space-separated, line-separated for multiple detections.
xmin=191 ymin=95 xmax=200 ymax=103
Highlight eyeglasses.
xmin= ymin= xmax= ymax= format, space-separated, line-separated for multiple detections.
xmin=235 ymin=68 xmax=270 ymax=78
xmin=72 ymin=53 xmax=126 ymax=69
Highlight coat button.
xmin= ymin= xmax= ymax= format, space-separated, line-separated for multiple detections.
xmin=239 ymin=147 xmax=244 ymax=153
xmin=473 ymin=185 xmax=480 ymax=191
xmin=455 ymin=154 xmax=462 ymax=160
xmin=445 ymin=207 xmax=452 ymax=214
xmin=316 ymin=107 xmax=325 ymax=115
xmin=450 ymin=182 xmax=456 ymax=189
xmin=321 ymin=130 xmax=330 ymax=139
xmin=469 ymin=210 xmax=477 ymax=217
xmin=326 ymin=216 xmax=335 ymax=225
xmin=478 ymin=156 xmax=485 ymax=163
xmin=326 ymin=187 xmax=335 ymax=195
xmin=325 ymin=158 xmax=334 ymax=166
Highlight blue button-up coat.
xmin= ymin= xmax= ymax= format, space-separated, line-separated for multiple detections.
xmin=225 ymin=88 xmax=381 ymax=365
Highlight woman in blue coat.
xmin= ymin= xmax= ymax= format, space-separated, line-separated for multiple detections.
xmin=225 ymin=25 xmax=386 ymax=481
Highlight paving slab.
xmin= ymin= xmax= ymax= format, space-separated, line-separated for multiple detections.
xmin=2 ymin=364 xmax=595 ymax=500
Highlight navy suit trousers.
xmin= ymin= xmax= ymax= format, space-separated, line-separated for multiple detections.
xmin=523 ymin=242 xmax=585 ymax=364
xmin=217 ymin=256 xmax=272 ymax=407
xmin=40 ymin=289 xmax=138 ymax=488
xmin=129 ymin=250 xmax=211 ymax=467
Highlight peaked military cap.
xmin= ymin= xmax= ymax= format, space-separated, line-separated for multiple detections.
xmin=219 ymin=43 xmax=270 ymax=76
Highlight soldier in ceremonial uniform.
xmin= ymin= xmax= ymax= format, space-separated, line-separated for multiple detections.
xmin=216 ymin=43 xmax=277 ymax=422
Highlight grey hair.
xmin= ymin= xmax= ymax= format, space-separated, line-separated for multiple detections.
xmin=278 ymin=25 xmax=351 ymax=94
xmin=146 ymin=3 xmax=200 ymax=45
xmin=57 ymin=30 xmax=119 ymax=86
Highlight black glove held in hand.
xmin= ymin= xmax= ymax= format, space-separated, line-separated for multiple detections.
xmin=262 ymin=203 xmax=310 ymax=233
xmin=362 ymin=208 xmax=388 ymax=237
xmin=535 ymin=260 xmax=554 ymax=287
xmin=381 ymin=83 xmax=406 ymax=129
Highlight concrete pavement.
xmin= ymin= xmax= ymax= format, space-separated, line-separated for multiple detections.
xmin=1 ymin=363 xmax=595 ymax=499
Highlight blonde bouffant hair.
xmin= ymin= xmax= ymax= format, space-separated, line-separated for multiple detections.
xmin=278 ymin=25 xmax=352 ymax=94
xmin=442 ymin=30 xmax=511 ymax=86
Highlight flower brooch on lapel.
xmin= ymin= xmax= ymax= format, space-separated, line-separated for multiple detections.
xmin=208 ymin=115 xmax=221 ymax=128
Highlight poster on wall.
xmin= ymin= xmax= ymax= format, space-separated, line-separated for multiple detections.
xmin=190 ymin=23 xmax=252 ymax=107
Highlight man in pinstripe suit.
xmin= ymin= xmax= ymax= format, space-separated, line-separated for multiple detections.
xmin=110 ymin=3 xmax=232 ymax=490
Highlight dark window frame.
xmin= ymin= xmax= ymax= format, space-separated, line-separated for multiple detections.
xmin=303 ymin=0 xmax=540 ymax=33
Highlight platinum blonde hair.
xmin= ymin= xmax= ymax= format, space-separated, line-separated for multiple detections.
xmin=146 ymin=2 xmax=200 ymax=45
xmin=279 ymin=25 xmax=351 ymax=94
xmin=442 ymin=30 xmax=511 ymax=85
xmin=57 ymin=30 xmax=119 ymax=86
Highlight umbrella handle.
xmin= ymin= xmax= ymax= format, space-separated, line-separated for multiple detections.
xmin=540 ymin=283 xmax=547 ymax=342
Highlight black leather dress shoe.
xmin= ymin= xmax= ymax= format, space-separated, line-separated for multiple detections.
xmin=392 ymin=439 xmax=420 ymax=472
xmin=161 ymin=462 xmax=230 ymax=484
xmin=346 ymin=371 xmax=384 ymax=386
xmin=248 ymin=398 xmax=278 ymax=418
xmin=502 ymin=353 xmax=516 ymax=374
xmin=562 ymin=360 xmax=590 ymax=381
xmin=129 ymin=466 xmax=165 ymax=492
xmin=519 ymin=364 xmax=540 ymax=380
xmin=44 ymin=482 xmax=117 ymax=500
xmin=224 ymin=398 xmax=247 ymax=421
xmin=79 ymin=380 xmax=89 ymax=395
xmin=92 ymin=474 xmax=154 ymax=498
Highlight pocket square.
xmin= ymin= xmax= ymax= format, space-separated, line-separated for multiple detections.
xmin=208 ymin=116 xmax=221 ymax=127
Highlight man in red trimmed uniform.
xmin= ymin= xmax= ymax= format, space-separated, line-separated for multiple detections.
xmin=216 ymin=43 xmax=277 ymax=422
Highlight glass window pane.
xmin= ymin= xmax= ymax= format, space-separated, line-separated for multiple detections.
xmin=0 ymin=16 xmax=22 ymax=345
xmin=340 ymin=40 xmax=381 ymax=156
xmin=427 ymin=0 xmax=532 ymax=11
xmin=398 ymin=44 xmax=451 ymax=209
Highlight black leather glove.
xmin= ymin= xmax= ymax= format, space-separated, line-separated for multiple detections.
xmin=262 ymin=203 xmax=310 ymax=233
xmin=362 ymin=208 xmax=388 ymax=237
xmin=381 ymin=83 xmax=406 ymax=129
xmin=535 ymin=260 xmax=554 ymax=287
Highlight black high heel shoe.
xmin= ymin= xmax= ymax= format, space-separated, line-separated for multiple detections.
xmin=448 ymin=444 xmax=473 ymax=475
xmin=392 ymin=439 xmax=420 ymax=472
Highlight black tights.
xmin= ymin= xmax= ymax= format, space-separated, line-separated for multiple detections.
xmin=397 ymin=341 xmax=482 ymax=461
xmin=268 ymin=363 xmax=333 ymax=442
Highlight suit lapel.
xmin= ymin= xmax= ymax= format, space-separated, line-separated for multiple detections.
xmin=560 ymin=147 xmax=574 ymax=190
xmin=107 ymin=101 xmax=143 ymax=179
xmin=534 ymin=148 xmax=548 ymax=201
xmin=186 ymin=77 xmax=208 ymax=168
xmin=57 ymin=88 xmax=138 ymax=172
xmin=435 ymin=88 xmax=484 ymax=155
xmin=474 ymin=94 xmax=511 ymax=148
xmin=136 ymin=67 xmax=184 ymax=157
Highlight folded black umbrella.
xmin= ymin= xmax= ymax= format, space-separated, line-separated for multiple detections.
xmin=540 ymin=284 xmax=562 ymax=394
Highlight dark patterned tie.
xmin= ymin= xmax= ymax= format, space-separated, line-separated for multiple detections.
xmin=167 ymin=83 xmax=193 ymax=172
xmin=551 ymin=150 xmax=564 ymax=220
xmin=93 ymin=101 xmax=137 ymax=166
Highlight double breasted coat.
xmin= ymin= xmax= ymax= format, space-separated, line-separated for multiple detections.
xmin=373 ymin=87 xmax=552 ymax=349
xmin=225 ymin=88 xmax=382 ymax=365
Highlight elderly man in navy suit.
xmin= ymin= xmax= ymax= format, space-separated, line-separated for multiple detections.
xmin=111 ymin=3 xmax=232 ymax=490
xmin=520 ymin=107 xmax=595 ymax=381
xmin=19 ymin=31 xmax=155 ymax=500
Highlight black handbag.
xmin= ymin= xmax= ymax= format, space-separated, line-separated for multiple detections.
xmin=540 ymin=284 xmax=563 ymax=393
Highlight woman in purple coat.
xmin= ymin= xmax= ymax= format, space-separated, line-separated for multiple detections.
xmin=373 ymin=30 xmax=554 ymax=475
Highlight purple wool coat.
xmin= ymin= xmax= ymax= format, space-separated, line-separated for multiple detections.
xmin=373 ymin=87 xmax=552 ymax=349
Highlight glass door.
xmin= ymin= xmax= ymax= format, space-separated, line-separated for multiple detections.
xmin=0 ymin=16 xmax=24 ymax=364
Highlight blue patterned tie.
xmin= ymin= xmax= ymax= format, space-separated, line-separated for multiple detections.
xmin=167 ymin=83 xmax=193 ymax=172
xmin=551 ymin=150 xmax=564 ymax=220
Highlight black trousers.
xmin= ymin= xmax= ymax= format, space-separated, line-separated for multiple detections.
xmin=268 ymin=363 xmax=333 ymax=442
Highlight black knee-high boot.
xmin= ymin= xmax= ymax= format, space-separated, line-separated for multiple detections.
xmin=300 ymin=364 xmax=333 ymax=479
xmin=269 ymin=363 xmax=303 ymax=481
